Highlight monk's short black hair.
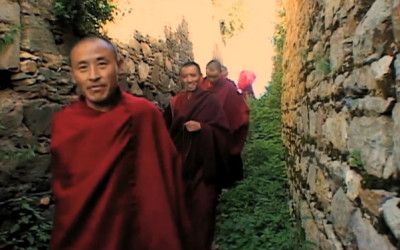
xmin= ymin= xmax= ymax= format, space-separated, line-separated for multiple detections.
xmin=206 ymin=59 xmax=222 ymax=71
xmin=69 ymin=36 xmax=118 ymax=65
xmin=181 ymin=61 xmax=202 ymax=75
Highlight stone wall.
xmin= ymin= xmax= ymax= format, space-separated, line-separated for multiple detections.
xmin=0 ymin=0 xmax=192 ymax=209
xmin=282 ymin=0 xmax=400 ymax=249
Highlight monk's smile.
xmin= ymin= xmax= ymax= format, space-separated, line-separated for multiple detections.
xmin=88 ymin=84 xmax=107 ymax=92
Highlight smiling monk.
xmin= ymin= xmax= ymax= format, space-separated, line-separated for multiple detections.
xmin=50 ymin=37 xmax=192 ymax=250
xmin=164 ymin=62 xmax=230 ymax=250
xmin=200 ymin=60 xmax=250 ymax=187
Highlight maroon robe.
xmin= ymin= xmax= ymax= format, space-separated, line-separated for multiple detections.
xmin=241 ymin=84 xmax=255 ymax=98
xmin=200 ymin=77 xmax=250 ymax=185
xmin=50 ymin=92 xmax=192 ymax=250
xmin=164 ymin=88 xmax=229 ymax=250
xmin=225 ymin=77 xmax=237 ymax=88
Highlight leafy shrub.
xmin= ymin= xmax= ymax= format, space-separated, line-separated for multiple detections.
xmin=314 ymin=55 xmax=331 ymax=75
xmin=215 ymin=93 xmax=307 ymax=249
xmin=0 ymin=195 xmax=52 ymax=250
xmin=0 ymin=145 xmax=36 ymax=162
xmin=0 ymin=120 xmax=49 ymax=249
xmin=54 ymin=0 xmax=116 ymax=36
xmin=0 ymin=24 xmax=21 ymax=53
xmin=348 ymin=150 xmax=363 ymax=168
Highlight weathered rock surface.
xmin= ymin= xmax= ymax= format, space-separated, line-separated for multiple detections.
xmin=283 ymin=0 xmax=399 ymax=248
xmin=351 ymin=209 xmax=396 ymax=250
xmin=382 ymin=198 xmax=400 ymax=240
xmin=0 ymin=1 xmax=20 ymax=70
xmin=331 ymin=188 xmax=356 ymax=247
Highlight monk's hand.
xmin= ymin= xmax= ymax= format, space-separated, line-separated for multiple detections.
xmin=184 ymin=120 xmax=201 ymax=132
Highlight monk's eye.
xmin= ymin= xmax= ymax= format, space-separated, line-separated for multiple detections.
xmin=98 ymin=61 xmax=108 ymax=68
xmin=78 ymin=65 xmax=88 ymax=71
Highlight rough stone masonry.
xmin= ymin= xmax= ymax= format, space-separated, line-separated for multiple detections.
xmin=282 ymin=0 xmax=400 ymax=249
xmin=0 ymin=0 xmax=193 ymax=225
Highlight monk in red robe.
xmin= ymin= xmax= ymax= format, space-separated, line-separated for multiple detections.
xmin=50 ymin=37 xmax=192 ymax=250
xmin=164 ymin=62 xmax=230 ymax=250
xmin=240 ymin=84 xmax=255 ymax=98
xmin=200 ymin=60 xmax=250 ymax=187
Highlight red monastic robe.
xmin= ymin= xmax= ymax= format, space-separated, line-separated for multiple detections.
xmin=164 ymin=88 xmax=230 ymax=250
xmin=199 ymin=77 xmax=250 ymax=185
xmin=225 ymin=77 xmax=237 ymax=88
xmin=241 ymin=84 xmax=255 ymax=98
xmin=50 ymin=92 xmax=192 ymax=250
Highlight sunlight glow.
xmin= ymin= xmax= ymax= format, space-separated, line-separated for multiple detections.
xmin=104 ymin=0 xmax=278 ymax=97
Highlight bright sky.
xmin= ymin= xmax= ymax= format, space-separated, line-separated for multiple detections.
xmin=104 ymin=0 xmax=278 ymax=97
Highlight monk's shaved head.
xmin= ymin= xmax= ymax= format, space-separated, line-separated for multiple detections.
xmin=70 ymin=36 xmax=118 ymax=65
xmin=181 ymin=61 xmax=202 ymax=75
xmin=205 ymin=59 xmax=223 ymax=85
xmin=206 ymin=59 xmax=222 ymax=72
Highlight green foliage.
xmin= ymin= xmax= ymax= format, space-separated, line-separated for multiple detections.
xmin=0 ymin=196 xmax=52 ymax=250
xmin=0 ymin=113 xmax=49 ymax=249
xmin=347 ymin=150 xmax=389 ymax=189
xmin=218 ymin=0 xmax=245 ymax=43
xmin=0 ymin=24 xmax=21 ymax=54
xmin=300 ymin=49 xmax=308 ymax=65
xmin=0 ymin=145 xmax=36 ymax=162
xmin=314 ymin=55 xmax=331 ymax=75
xmin=215 ymin=92 xmax=307 ymax=250
xmin=348 ymin=150 xmax=363 ymax=168
xmin=215 ymin=13 xmax=309 ymax=249
xmin=273 ymin=24 xmax=286 ymax=53
xmin=53 ymin=0 xmax=116 ymax=36
xmin=114 ymin=7 xmax=133 ymax=17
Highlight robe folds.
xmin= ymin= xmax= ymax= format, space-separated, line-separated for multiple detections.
xmin=165 ymin=88 xmax=230 ymax=186
xmin=164 ymin=88 xmax=230 ymax=250
xmin=50 ymin=92 xmax=192 ymax=250
xmin=200 ymin=78 xmax=250 ymax=185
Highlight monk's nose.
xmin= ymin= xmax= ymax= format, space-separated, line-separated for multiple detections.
xmin=88 ymin=66 xmax=101 ymax=81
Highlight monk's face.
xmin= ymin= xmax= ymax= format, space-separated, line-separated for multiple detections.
xmin=70 ymin=38 xmax=120 ymax=110
xmin=206 ymin=66 xmax=221 ymax=85
xmin=180 ymin=65 xmax=201 ymax=92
